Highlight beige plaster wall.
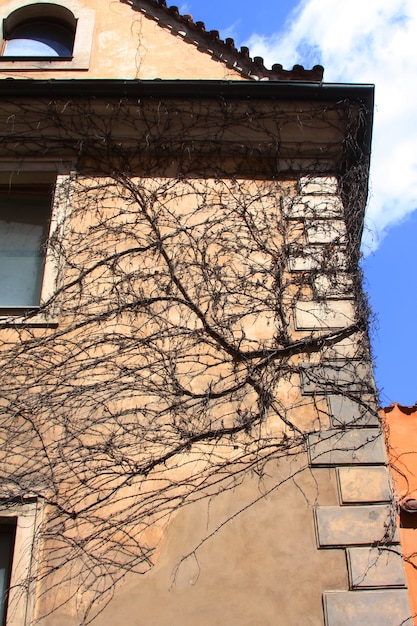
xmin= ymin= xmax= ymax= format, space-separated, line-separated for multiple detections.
xmin=0 ymin=0 xmax=245 ymax=80
xmin=37 ymin=454 xmax=346 ymax=626
xmin=10 ymin=173 xmax=345 ymax=625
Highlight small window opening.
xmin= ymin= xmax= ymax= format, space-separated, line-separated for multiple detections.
xmin=2 ymin=4 xmax=76 ymax=58
xmin=0 ymin=519 xmax=16 ymax=626
xmin=400 ymin=499 xmax=417 ymax=529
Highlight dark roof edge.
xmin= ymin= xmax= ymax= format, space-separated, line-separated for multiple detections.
xmin=0 ymin=78 xmax=374 ymax=102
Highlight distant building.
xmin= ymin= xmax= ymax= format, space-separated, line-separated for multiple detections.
xmin=0 ymin=1 xmax=411 ymax=625
xmin=383 ymin=402 xmax=417 ymax=625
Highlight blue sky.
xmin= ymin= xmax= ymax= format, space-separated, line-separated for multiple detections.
xmin=181 ymin=0 xmax=417 ymax=405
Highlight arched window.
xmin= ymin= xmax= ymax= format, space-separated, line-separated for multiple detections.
xmin=2 ymin=3 xmax=76 ymax=58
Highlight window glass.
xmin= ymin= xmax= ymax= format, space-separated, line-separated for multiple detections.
xmin=3 ymin=21 xmax=74 ymax=57
xmin=0 ymin=186 xmax=52 ymax=308
xmin=0 ymin=3 xmax=93 ymax=70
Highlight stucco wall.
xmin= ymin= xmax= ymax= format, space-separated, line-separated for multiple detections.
xmin=0 ymin=0 xmax=245 ymax=80
xmin=383 ymin=404 xmax=417 ymax=625
xmin=37 ymin=453 xmax=347 ymax=626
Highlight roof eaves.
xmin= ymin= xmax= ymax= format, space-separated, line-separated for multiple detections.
xmin=0 ymin=78 xmax=374 ymax=159
xmin=122 ymin=0 xmax=324 ymax=82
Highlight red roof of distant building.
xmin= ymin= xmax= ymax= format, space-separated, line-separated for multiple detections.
xmin=382 ymin=402 xmax=417 ymax=415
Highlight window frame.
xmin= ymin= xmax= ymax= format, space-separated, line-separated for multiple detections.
xmin=0 ymin=1 xmax=94 ymax=71
xmin=0 ymin=165 xmax=74 ymax=326
xmin=0 ymin=499 xmax=43 ymax=626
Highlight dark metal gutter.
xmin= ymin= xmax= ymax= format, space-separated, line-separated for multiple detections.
xmin=0 ymin=77 xmax=374 ymax=102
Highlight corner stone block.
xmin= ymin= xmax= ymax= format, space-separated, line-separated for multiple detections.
xmin=327 ymin=395 xmax=380 ymax=427
xmin=312 ymin=274 xmax=353 ymax=298
xmin=321 ymin=335 xmax=361 ymax=360
xmin=288 ymin=255 xmax=320 ymax=271
xmin=323 ymin=590 xmax=412 ymax=626
xmin=347 ymin=547 xmax=406 ymax=589
xmin=294 ymin=300 xmax=355 ymax=330
xmin=315 ymin=505 xmax=397 ymax=547
xmin=301 ymin=361 xmax=375 ymax=396
xmin=338 ymin=467 xmax=392 ymax=503
xmin=305 ymin=220 xmax=346 ymax=244
xmin=299 ymin=176 xmax=338 ymax=195
xmin=289 ymin=248 xmax=348 ymax=274
xmin=308 ymin=428 xmax=387 ymax=466
xmin=282 ymin=195 xmax=344 ymax=219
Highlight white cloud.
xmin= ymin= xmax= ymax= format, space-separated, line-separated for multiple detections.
xmin=246 ymin=0 xmax=417 ymax=250
xmin=219 ymin=20 xmax=242 ymax=43
xmin=178 ymin=3 xmax=191 ymax=15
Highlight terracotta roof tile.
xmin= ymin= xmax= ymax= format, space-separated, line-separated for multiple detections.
xmin=382 ymin=402 xmax=417 ymax=415
xmin=123 ymin=0 xmax=324 ymax=82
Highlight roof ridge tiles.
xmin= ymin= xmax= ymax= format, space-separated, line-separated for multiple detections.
xmin=123 ymin=0 xmax=324 ymax=82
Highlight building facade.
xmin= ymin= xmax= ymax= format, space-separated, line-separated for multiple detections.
xmin=383 ymin=403 xmax=417 ymax=625
xmin=0 ymin=1 xmax=412 ymax=624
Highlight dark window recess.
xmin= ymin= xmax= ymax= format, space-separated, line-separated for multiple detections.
xmin=0 ymin=520 xmax=16 ymax=626
xmin=400 ymin=499 xmax=417 ymax=529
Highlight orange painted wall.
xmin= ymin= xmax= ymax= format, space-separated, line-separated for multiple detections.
xmin=383 ymin=403 xmax=417 ymax=624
